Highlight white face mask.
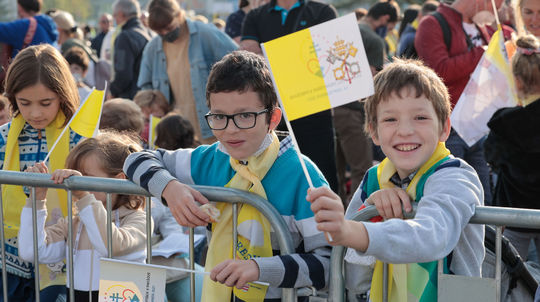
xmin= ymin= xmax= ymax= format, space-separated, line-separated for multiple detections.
xmin=72 ymin=72 xmax=84 ymax=83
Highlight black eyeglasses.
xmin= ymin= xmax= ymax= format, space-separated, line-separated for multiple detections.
xmin=204 ymin=109 xmax=269 ymax=130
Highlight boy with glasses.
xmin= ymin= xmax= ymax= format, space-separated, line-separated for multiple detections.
xmin=124 ymin=50 xmax=331 ymax=301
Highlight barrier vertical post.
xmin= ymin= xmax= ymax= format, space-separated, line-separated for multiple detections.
xmin=106 ymin=193 xmax=112 ymax=258
xmin=146 ymin=196 xmax=152 ymax=264
xmin=495 ymin=226 xmax=502 ymax=302
xmin=0 ymin=192 xmax=8 ymax=302
xmin=67 ymin=191 xmax=75 ymax=301
xmin=189 ymin=227 xmax=195 ymax=302
xmin=30 ymin=187 xmax=40 ymax=302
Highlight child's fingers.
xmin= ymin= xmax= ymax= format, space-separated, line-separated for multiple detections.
xmin=306 ymin=186 xmax=338 ymax=203
xmin=396 ymin=189 xmax=412 ymax=212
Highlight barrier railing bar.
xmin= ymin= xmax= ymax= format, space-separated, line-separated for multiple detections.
xmin=67 ymin=191 xmax=75 ymax=302
xmin=31 ymin=187 xmax=40 ymax=302
xmin=0 ymin=191 xmax=7 ymax=302
xmin=328 ymin=205 xmax=540 ymax=302
xmin=0 ymin=171 xmax=297 ymax=302
xmin=145 ymin=196 xmax=152 ymax=264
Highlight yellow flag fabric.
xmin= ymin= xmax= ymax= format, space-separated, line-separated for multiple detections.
xmin=369 ymin=142 xmax=450 ymax=302
xmin=202 ymin=132 xmax=279 ymax=302
xmin=149 ymin=115 xmax=162 ymax=149
xmin=70 ymin=88 xmax=105 ymax=138
xmin=2 ymin=113 xmax=71 ymax=288
xmin=262 ymin=13 xmax=374 ymax=121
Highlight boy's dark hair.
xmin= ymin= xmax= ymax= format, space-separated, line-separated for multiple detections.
xmin=63 ymin=47 xmax=89 ymax=72
xmin=421 ymin=0 xmax=439 ymax=16
xmin=155 ymin=113 xmax=198 ymax=150
xmin=364 ymin=58 xmax=450 ymax=135
xmin=367 ymin=1 xmax=398 ymax=23
xmin=206 ymin=50 xmax=278 ymax=119
xmin=18 ymin=0 xmax=42 ymax=13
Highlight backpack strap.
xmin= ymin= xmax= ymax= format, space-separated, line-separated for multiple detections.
xmin=432 ymin=12 xmax=452 ymax=52
xmin=23 ymin=17 xmax=37 ymax=49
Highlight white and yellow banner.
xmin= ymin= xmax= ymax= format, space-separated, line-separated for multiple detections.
xmin=451 ymin=26 xmax=518 ymax=146
xmin=262 ymin=13 xmax=373 ymax=121
xmin=99 ymin=258 xmax=166 ymax=302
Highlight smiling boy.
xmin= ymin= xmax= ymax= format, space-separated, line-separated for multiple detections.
xmin=124 ymin=50 xmax=331 ymax=301
xmin=308 ymin=59 xmax=484 ymax=301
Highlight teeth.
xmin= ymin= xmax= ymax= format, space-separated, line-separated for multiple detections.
xmin=396 ymin=144 xmax=418 ymax=151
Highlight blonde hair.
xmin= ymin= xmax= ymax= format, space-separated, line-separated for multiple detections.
xmin=364 ymin=58 xmax=450 ymax=134
xmin=133 ymin=90 xmax=170 ymax=113
xmin=512 ymin=34 xmax=540 ymax=97
xmin=4 ymin=44 xmax=79 ymax=126
xmin=65 ymin=130 xmax=144 ymax=210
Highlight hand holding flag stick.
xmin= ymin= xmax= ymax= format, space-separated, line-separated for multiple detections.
xmin=261 ymin=14 xmax=374 ymax=243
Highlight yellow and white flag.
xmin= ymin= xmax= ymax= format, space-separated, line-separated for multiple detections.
xmin=70 ymin=88 xmax=105 ymax=138
xmin=262 ymin=13 xmax=373 ymax=121
xmin=148 ymin=115 xmax=162 ymax=149
xmin=451 ymin=26 xmax=518 ymax=146
xmin=99 ymin=259 xmax=166 ymax=302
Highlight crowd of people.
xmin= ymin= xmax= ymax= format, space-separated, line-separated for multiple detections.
xmin=0 ymin=0 xmax=539 ymax=301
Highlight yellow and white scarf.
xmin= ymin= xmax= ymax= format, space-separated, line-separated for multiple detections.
xmin=2 ymin=113 xmax=70 ymax=288
xmin=202 ymin=132 xmax=279 ymax=302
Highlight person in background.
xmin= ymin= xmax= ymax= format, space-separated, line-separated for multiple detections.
xmin=484 ymin=34 xmax=540 ymax=261
xmin=138 ymin=0 xmax=237 ymax=144
xmin=225 ymin=0 xmax=251 ymax=43
xmin=397 ymin=1 xmax=439 ymax=58
xmin=63 ymin=46 xmax=92 ymax=100
xmin=133 ymin=89 xmax=171 ymax=143
xmin=154 ymin=113 xmax=199 ymax=150
xmin=99 ymin=98 xmax=145 ymax=137
xmin=91 ymin=13 xmax=113 ymax=58
xmin=51 ymin=10 xmax=84 ymax=46
xmin=110 ymin=0 xmax=152 ymax=99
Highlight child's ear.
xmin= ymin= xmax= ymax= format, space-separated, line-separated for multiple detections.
xmin=268 ymin=107 xmax=282 ymax=131
xmin=369 ymin=125 xmax=380 ymax=146
xmin=439 ymin=117 xmax=451 ymax=142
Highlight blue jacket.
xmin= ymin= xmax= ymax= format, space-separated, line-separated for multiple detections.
xmin=137 ymin=19 xmax=237 ymax=139
xmin=0 ymin=15 xmax=58 ymax=57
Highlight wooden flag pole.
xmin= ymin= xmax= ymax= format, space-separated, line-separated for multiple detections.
xmin=491 ymin=0 xmax=501 ymax=27
xmin=262 ymin=45 xmax=333 ymax=241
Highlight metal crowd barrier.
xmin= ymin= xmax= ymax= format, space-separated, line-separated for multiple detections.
xmin=0 ymin=170 xmax=297 ymax=302
xmin=327 ymin=205 xmax=540 ymax=302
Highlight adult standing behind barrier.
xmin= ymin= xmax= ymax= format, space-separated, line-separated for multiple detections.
xmin=308 ymin=59 xmax=484 ymax=301
xmin=0 ymin=44 xmax=83 ymax=302
xmin=240 ymin=0 xmax=339 ymax=192
xmin=110 ymin=0 xmax=152 ymax=99
xmin=415 ymin=0 xmax=504 ymax=206
xmin=0 ymin=0 xmax=58 ymax=90
xmin=484 ymin=35 xmax=540 ymax=262
xmin=125 ymin=51 xmax=331 ymax=301
xmin=91 ymin=13 xmax=113 ymax=59
xmin=138 ymin=0 xmax=237 ymax=144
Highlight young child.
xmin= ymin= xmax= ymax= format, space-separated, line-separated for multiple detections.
xmin=19 ymin=131 xmax=148 ymax=302
xmin=124 ymin=50 xmax=331 ymax=301
xmin=154 ymin=113 xmax=199 ymax=150
xmin=484 ymin=34 xmax=540 ymax=261
xmin=1 ymin=44 xmax=82 ymax=301
xmin=99 ymin=98 xmax=145 ymax=135
xmin=63 ymin=46 xmax=92 ymax=100
xmin=308 ymin=59 xmax=485 ymax=301
xmin=133 ymin=89 xmax=170 ymax=143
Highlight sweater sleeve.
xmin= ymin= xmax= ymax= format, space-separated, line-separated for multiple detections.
xmin=252 ymin=218 xmax=331 ymax=290
xmin=357 ymin=162 xmax=483 ymax=266
xmin=0 ymin=19 xmax=27 ymax=48
xmin=19 ymin=200 xmax=68 ymax=264
xmin=76 ymin=194 xmax=149 ymax=257
xmin=123 ymin=148 xmax=195 ymax=200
